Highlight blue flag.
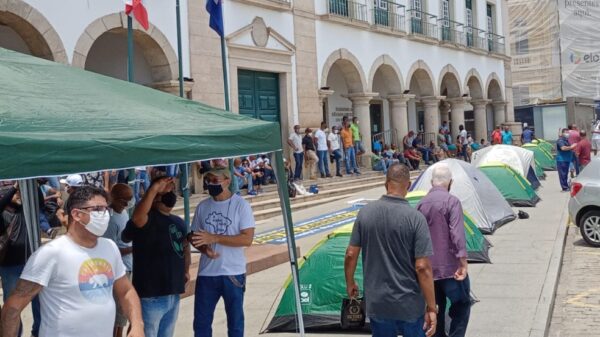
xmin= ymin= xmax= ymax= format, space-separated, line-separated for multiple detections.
xmin=206 ymin=0 xmax=224 ymax=37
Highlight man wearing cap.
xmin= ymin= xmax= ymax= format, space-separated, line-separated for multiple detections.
xmin=190 ymin=168 xmax=256 ymax=337
xmin=122 ymin=177 xmax=190 ymax=337
xmin=302 ymin=128 xmax=319 ymax=180
xmin=60 ymin=174 xmax=84 ymax=195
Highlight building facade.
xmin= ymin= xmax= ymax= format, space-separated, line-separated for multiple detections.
xmin=1 ymin=0 xmax=514 ymax=157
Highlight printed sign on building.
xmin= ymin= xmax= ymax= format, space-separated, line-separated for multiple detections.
xmin=560 ymin=0 xmax=600 ymax=99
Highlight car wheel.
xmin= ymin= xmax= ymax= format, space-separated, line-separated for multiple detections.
xmin=579 ymin=210 xmax=600 ymax=247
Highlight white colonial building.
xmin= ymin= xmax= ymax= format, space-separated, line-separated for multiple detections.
xmin=1 ymin=0 xmax=515 ymax=157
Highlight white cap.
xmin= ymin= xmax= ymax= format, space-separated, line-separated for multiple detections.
xmin=523 ymin=122 xmax=528 ymax=128
xmin=60 ymin=174 xmax=84 ymax=187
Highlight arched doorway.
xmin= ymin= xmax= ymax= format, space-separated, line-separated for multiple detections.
xmin=465 ymin=70 xmax=488 ymax=141
xmin=370 ymin=57 xmax=403 ymax=146
xmin=487 ymin=75 xmax=505 ymax=127
xmin=73 ymin=14 xmax=177 ymax=86
xmin=0 ymin=1 xmax=66 ymax=62
xmin=407 ymin=61 xmax=437 ymax=143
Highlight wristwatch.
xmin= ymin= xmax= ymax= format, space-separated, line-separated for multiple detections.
xmin=426 ymin=304 xmax=439 ymax=314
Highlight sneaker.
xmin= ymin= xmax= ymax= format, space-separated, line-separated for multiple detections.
xmin=354 ymin=171 xmax=361 ymax=175
xmin=326 ymin=174 xmax=333 ymax=178
xmin=336 ymin=174 xmax=343 ymax=177
xmin=247 ymin=190 xmax=257 ymax=196
xmin=321 ymin=174 xmax=326 ymax=178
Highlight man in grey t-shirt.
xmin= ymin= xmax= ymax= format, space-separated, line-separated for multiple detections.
xmin=345 ymin=164 xmax=437 ymax=337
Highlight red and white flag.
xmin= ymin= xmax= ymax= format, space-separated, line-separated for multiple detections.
xmin=125 ymin=0 xmax=149 ymax=30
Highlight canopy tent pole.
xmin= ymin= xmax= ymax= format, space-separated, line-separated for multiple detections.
xmin=20 ymin=179 xmax=41 ymax=253
xmin=175 ymin=0 xmax=190 ymax=227
xmin=273 ymin=150 xmax=305 ymax=336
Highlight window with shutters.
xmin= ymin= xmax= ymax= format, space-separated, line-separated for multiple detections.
xmin=441 ymin=0 xmax=450 ymax=27
xmin=412 ymin=0 xmax=422 ymax=19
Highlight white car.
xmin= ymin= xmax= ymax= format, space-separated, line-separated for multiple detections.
xmin=569 ymin=158 xmax=600 ymax=247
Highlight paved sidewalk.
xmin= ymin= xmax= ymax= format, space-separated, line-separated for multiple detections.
xmin=547 ymin=225 xmax=600 ymax=337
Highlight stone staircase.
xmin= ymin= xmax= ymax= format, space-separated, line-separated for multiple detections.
xmin=172 ymin=170 xmax=389 ymax=222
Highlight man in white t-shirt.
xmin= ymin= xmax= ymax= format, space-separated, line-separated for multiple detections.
xmin=328 ymin=125 xmax=343 ymax=177
xmin=1 ymin=186 xmax=143 ymax=337
xmin=190 ymin=168 xmax=256 ymax=337
xmin=287 ymin=125 xmax=304 ymax=180
xmin=315 ymin=121 xmax=332 ymax=178
xmin=459 ymin=124 xmax=469 ymax=162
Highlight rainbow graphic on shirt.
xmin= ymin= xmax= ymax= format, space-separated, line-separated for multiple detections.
xmin=78 ymin=258 xmax=115 ymax=304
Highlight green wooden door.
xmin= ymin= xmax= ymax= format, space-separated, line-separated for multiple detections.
xmin=238 ymin=69 xmax=280 ymax=123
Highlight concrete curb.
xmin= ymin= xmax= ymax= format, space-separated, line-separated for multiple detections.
xmin=529 ymin=197 xmax=570 ymax=337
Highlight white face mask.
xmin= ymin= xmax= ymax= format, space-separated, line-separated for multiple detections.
xmin=81 ymin=211 xmax=111 ymax=237
xmin=563 ymin=132 xmax=570 ymax=138
xmin=126 ymin=198 xmax=136 ymax=210
xmin=334 ymin=130 xmax=339 ymax=134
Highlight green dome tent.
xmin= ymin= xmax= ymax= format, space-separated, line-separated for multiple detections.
xmin=265 ymin=192 xmax=491 ymax=332
xmin=523 ymin=143 xmax=556 ymax=171
xmin=532 ymin=139 xmax=555 ymax=155
xmin=478 ymin=163 xmax=540 ymax=207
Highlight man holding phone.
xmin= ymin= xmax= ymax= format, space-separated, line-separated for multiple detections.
xmin=189 ymin=168 xmax=256 ymax=337
xmin=122 ymin=177 xmax=190 ymax=337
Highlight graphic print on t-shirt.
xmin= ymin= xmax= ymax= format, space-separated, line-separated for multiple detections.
xmin=205 ymin=211 xmax=232 ymax=235
xmin=169 ymin=223 xmax=184 ymax=258
xmin=78 ymin=258 xmax=115 ymax=304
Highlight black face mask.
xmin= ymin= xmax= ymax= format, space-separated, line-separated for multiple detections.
xmin=161 ymin=192 xmax=177 ymax=208
xmin=207 ymin=183 xmax=224 ymax=197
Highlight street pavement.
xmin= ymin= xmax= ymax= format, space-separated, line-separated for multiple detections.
xmin=15 ymin=172 xmax=571 ymax=337
xmin=547 ymin=224 xmax=600 ymax=337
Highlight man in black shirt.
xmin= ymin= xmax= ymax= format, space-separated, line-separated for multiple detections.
xmin=122 ymin=177 xmax=190 ymax=337
xmin=302 ymin=128 xmax=319 ymax=180
xmin=0 ymin=183 xmax=41 ymax=337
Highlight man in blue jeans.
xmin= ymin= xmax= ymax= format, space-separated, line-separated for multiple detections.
xmin=417 ymin=164 xmax=471 ymax=337
xmin=556 ymin=128 xmax=577 ymax=192
xmin=123 ymin=177 xmax=191 ymax=337
xmin=190 ymin=168 xmax=256 ymax=337
xmin=315 ymin=121 xmax=332 ymax=178
xmin=341 ymin=121 xmax=360 ymax=175
xmin=345 ymin=164 xmax=436 ymax=337
xmin=287 ymin=125 xmax=304 ymax=181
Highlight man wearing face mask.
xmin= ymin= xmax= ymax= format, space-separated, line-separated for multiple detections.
xmin=556 ymin=128 xmax=578 ymax=192
xmin=1 ymin=185 xmax=144 ymax=337
xmin=417 ymin=164 xmax=470 ymax=337
xmin=328 ymin=125 xmax=343 ymax=177
xmin=190 ymin=168 xmax=256 ymax=337
xmin=0 ymin=183 xmax=41 ymax=337
xmin=103 ymin=183 xmax=135 ymax=337
xmin=287 ymin=125 xmax=304 ymax=181
xmin=122 ymin=177 xmax=190 ymax=337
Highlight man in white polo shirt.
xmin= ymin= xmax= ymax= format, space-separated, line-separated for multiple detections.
xmin=328 ymin=125 xmax=343 ymax=177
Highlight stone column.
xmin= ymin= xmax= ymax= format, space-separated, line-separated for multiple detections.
xmin=471 ymin=99 xmax=491 ymax=142
xmin=318 ymin=89 xmax=334 ymax=125
xmin=440 ymin=101 xmax=451 ymax=125
xmin=388 ymin=94 xmax=415 ymax=145
xmin=421 ymin=96 xmax=445 ymax=137
xmin=447 ymin=97 xmax=470 ymax=140
xmin=492 ymin=100 xmax=507 ymax=127
xmin=346 ymin=93 xmax=377 ymax=167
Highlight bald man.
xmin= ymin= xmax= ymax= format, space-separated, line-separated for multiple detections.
xmin=345 ymin=164 xmax=436 ymax=337
xmin=417 ymin=164 xmax=470 ymax=337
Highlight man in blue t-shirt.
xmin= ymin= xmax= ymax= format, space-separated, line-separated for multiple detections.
xmin=501 ymin=126 xmax=513 ymax=145
xmin=521 ymin=123 xmax=536 ymax=144
xmin=556 ymin=128 xmax=577 ymax=191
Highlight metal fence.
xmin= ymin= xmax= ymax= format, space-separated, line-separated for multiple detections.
xmin=327 ymin=0 xmax=368 ymax=22
xmin=408 ymin=10 xmax=438 ymax=39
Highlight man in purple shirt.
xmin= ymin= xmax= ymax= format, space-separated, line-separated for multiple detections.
xmin=416 ymin=164 xmax=470 ymax=337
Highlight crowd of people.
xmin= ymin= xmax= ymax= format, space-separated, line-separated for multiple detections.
xmin=0 ymin=165 xmax=256 ymax=337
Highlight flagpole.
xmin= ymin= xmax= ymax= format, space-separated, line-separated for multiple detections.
xmin=176 ymin=0 xmax=191 ymax=227
xmin=221 ymin=35 xmax=230 ymax=112
xmin=126 ymin=14 xmax=136 ymax=204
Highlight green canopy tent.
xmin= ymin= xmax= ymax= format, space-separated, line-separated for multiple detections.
xmin=266 ymin=191 xmax=491 ymax=332
xmin=523 ymin=143 xmax=556 ymax=171
xmin=531 ymin=139 xmax=555 ymax=155
xmin=478 ymin=163 xmax=541 ymax=207
xmin=0 ymin=48 xmax=307 ymax=334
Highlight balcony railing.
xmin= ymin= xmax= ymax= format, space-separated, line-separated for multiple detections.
xmin=327 ymin=0 xmax=368 ymax=23
xmin=372 ymin=7 xmax=406 ymax=32
xmin=465 ymin=26 xmax=486 ymax=50
xmin=407 ymin=10 xmax=438 ymax=39
xmin=487 ymin=32 xmax=506 ymax=54
xmin=438 ymin=19 xmax=465 ymax=46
